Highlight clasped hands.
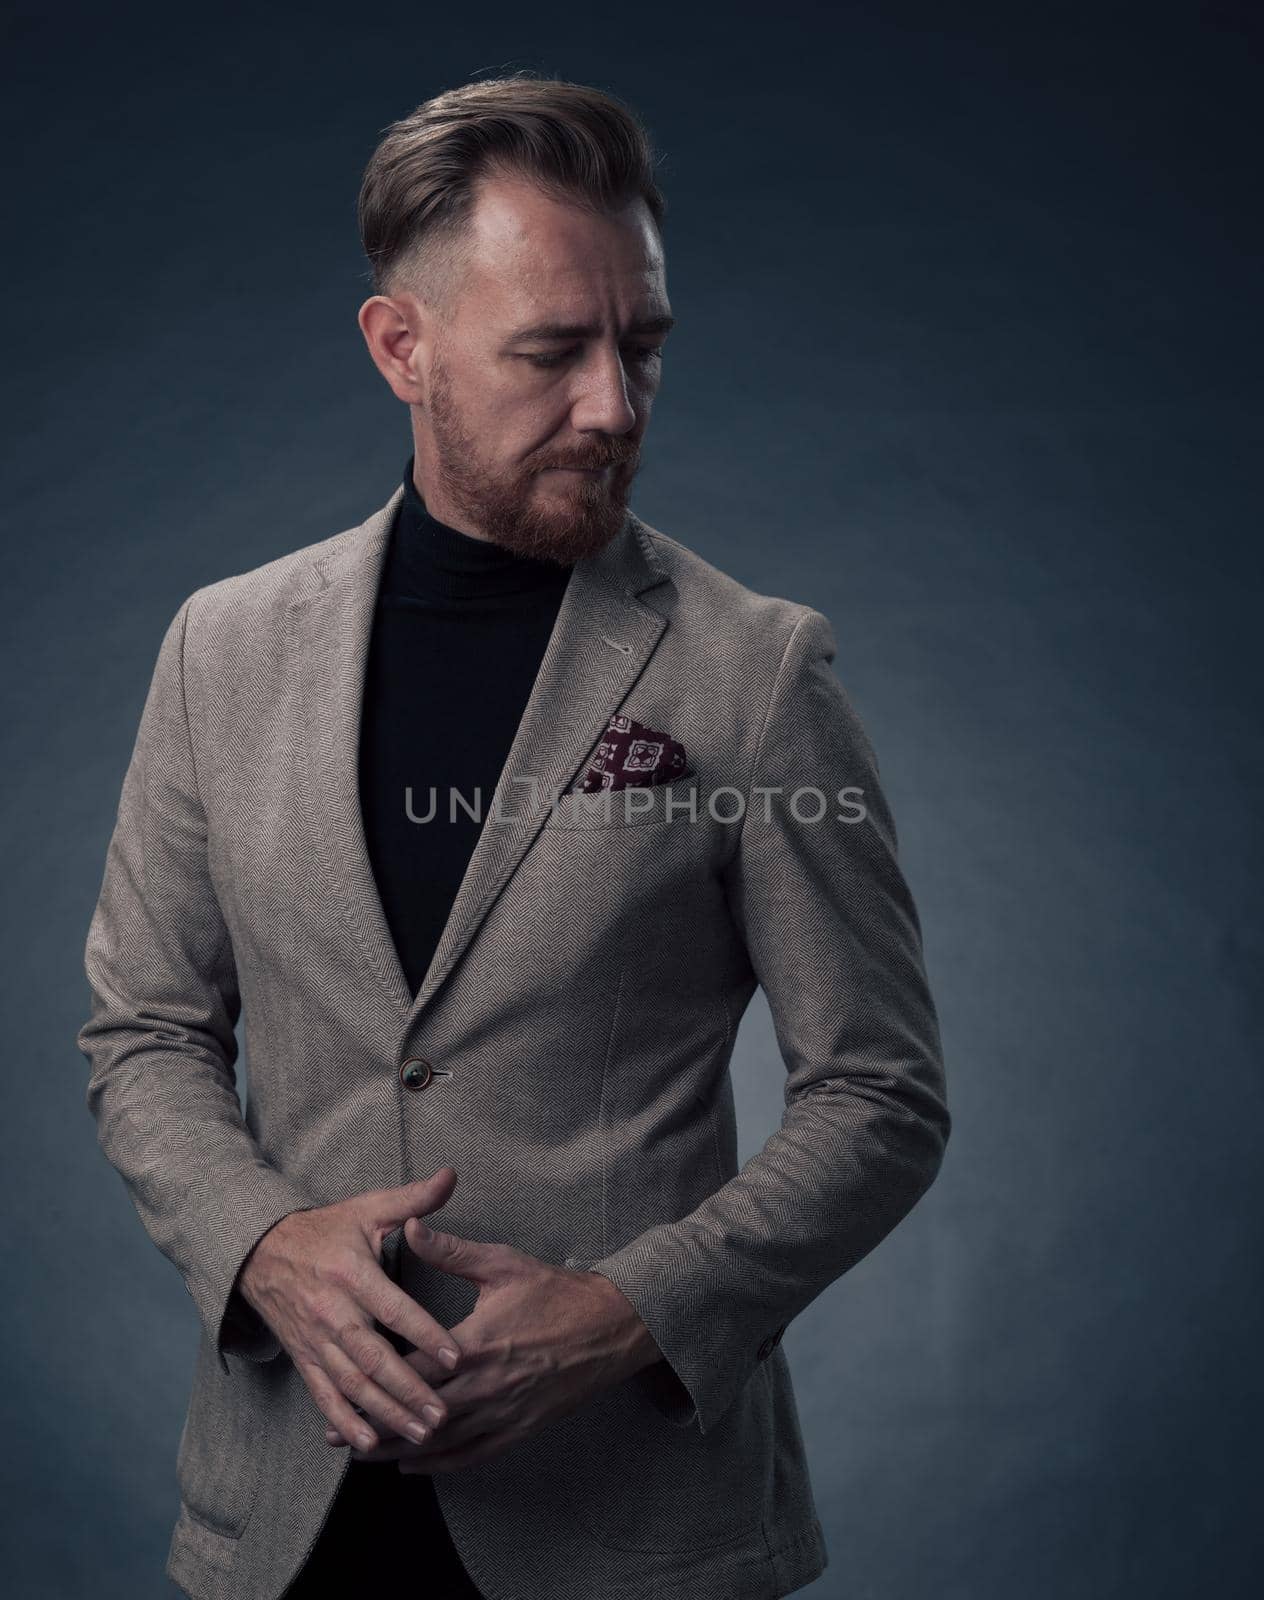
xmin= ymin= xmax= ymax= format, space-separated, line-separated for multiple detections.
xmin=237 ymin=1166 xmax=662 ymax=1474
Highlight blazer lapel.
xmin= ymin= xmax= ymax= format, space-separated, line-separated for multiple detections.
xmin=287 ymin=482 xmax=673 ymax=1040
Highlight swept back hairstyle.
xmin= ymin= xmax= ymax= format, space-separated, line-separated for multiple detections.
xmin=357 ymin=74 xmax=668 ymax=314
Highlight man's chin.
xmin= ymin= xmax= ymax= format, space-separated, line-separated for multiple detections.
xmin=521 ymin=521 xmax=624 ymax=566
xmin=491 ymin=494 xmax=627 ymax=565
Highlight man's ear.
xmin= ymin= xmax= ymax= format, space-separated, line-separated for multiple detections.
xmin=358 ymin=293 xmax=429 ymax=405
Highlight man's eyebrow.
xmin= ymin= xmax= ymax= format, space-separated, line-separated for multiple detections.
xmin=504 ymin=313 xmax=677 ymax=343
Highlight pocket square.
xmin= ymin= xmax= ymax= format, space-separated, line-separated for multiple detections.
xmin=570 ymin=713 xmax=689 ymax=793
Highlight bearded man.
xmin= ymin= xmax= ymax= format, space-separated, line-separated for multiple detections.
xmin=78 ymin=72 xmax=950 ymax=1600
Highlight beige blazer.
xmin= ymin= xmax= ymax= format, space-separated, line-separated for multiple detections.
xmin=77 ymin=482 xmax=950 ymax=1600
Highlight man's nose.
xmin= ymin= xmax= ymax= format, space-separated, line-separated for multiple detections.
xmin=569 ymin=348 xmax=638 ymax=435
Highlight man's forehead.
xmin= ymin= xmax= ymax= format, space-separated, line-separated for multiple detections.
xmin=463 ymin=256 xmax=670 ymax=335
xmin=461 ymin=182 xmax=664 ymax=311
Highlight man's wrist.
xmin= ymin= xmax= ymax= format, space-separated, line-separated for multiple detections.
xmin=587 ymin=1268 xmax=665 ymax=1381
xmin=235 ymin=1208 xmax=301 ymax=1319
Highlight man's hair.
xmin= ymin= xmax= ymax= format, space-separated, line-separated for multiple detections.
xmin=357 ymin=73 xmax=667 ymax=314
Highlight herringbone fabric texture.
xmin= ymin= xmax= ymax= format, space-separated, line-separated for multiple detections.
xmin=76 ymin=484 xmax=950 ymax=1600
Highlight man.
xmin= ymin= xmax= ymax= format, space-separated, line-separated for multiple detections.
xmin=77 ymin=75 xmax=950 ymax=1600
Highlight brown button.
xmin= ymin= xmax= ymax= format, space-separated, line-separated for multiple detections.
xmin=399 ymin=1057 xmax=433 ymax=1090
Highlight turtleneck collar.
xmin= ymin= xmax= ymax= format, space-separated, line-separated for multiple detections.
xmin=381 ymin=457 xmax=574 ymax=604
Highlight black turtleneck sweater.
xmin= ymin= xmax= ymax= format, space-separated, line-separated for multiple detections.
xmin=331 ymin=461 xmax=566 ymax=1590
xmin=358 ymin=459 xmax=574 ymax=1000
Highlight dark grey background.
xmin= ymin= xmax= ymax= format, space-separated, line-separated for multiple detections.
xmin=3 ymin=2 xmax=1259 ymax=1596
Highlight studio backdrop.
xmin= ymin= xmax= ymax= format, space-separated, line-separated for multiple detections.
xmin=2 ymin=4 xmax=1259 ymax=1598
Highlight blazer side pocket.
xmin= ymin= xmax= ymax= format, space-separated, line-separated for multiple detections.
xmin=575 ymin=1364 xmax=774 ymax=1552
xmin=175 ymin=1332 xmax=264 ymax=1539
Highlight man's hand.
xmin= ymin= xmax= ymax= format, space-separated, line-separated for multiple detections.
xmin=237 ymin=1167 xmax=466 ymax=1453
xmin=322 ymin=1220 xmax=664 ymax=1472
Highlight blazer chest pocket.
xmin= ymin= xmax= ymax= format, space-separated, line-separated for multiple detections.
xmin=542 ymin=775 xmax=703 ymax=830
xmin=175 ymin=1334 xmax=263 ymax=1540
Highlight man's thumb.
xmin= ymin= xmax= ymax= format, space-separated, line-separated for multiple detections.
xmin=367 ymin=1167 xmax=457 ymax=1229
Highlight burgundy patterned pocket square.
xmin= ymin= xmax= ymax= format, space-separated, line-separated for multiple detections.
xmin=570 ymin=714 xmax=689 ymax=793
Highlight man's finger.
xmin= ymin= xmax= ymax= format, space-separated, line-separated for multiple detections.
xmin=329 ymin=1307 xmax=460 ymax=1428
xmin=391 ymin=1402 xmax=500 ymax=1455
xmin=363 ymin=1168 xmax=458 ymax=1232
xmin=296 ymin=1356 xmax=381 ymax=1454
xmin=323 ymin=1337 xmax=460 ymax=1449
xmin=402 ymin=1216 xmax=499 ymax=1284
xmin=318 ymin=1334 xmax=448 ymax=1446
xmin=362 ymin=1273 xmax=464 ymax=1374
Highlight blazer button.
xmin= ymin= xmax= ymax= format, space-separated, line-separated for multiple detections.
xmin=399 ymin=1057 xmax=433 ymax=1090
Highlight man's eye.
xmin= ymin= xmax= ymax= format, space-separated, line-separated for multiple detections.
xmin=524 ymin=347 xmax=664 ymax=371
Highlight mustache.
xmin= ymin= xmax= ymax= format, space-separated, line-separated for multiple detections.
xmin=537 ymin=445 xmax=639 ymax=471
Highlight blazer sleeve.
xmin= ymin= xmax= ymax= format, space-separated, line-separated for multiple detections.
xmin=585 ymin=604 xmax=951 ymax=1434
xmin=76 ymin=595 xmax=317 ymax=1375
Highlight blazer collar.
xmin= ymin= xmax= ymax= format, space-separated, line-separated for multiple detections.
xmin=286 ymin=482 xmax=673 ymax=1043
